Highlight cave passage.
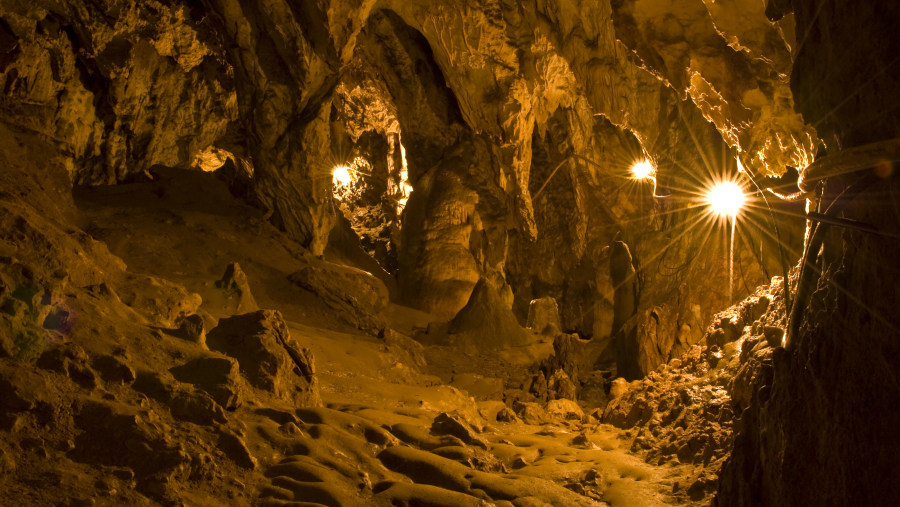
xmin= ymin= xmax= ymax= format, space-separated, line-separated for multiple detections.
xmin=0 ymin=0 xmax=898 ymax=506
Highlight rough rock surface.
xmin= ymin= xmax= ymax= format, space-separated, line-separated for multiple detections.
xmin=288 ymin=260 xmax=388 ymax=335
xmin=215 ymin=262 xmax=258 ymax=315
xmin=602 ymin=278 xmax=787 ymax=504
xmin=206 ymin=310 xmax=320 ymax=407
xmin=443 ymin=278 xmax=533 ymax=353
xmin=526 ymin=296 xmax=562 ymax=334
xmin=1 ymin=0 xmax=896 ymax=505
xmin=0 ymin=0 xmax=808 ymax=378
xmin=716 ymin=1 xmax=900 ymax=505
xmin=170 ymin=355 xmax=244 ymax=410
xmin=0 ymin=119 xmax=683 ymax=506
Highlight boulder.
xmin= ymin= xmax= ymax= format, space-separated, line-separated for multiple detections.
xmin=545 ymin=399 xmax=584 ymax=421
xmin=178 ymin=314 xmax=206 ymax=346
xmin=36 ymin=344 xmax=99 ymax=390
xmin=383 ymin=329 xmax=427 ymax=369
xmin=217 ymin=428 xmax=257 ymax=470
xmin=496 ymin=407 xmax=521 ymax=423
xmin=526 ymin=297 xmax=561 ymax=335
xmin=512 ymin=401 xmax=548 ymax=425
xmin=91 ymin=354 xmax=136 ymax=385
xmin=288 ymin=260 xmax=388 ymax=335
xmin=548 ymin=369 xmax=577 ymax=400
xmin=133 ymin=371 xmax=227 ymax=426
xmin=430 ymin=412 xmax=488 ymax=449
xmin=206 ymin=310 xmax=320 ymax=406
xmin=117 ymin=273 xmax=202 ymax=328
xmin=170 ymin=355 xmax=244 ymax=410
xmin=216 ymin=262 xmax=258 ymax=314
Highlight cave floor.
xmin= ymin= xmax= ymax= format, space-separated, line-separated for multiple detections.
xmin=61 ymin=167 xmax=699 ymax=506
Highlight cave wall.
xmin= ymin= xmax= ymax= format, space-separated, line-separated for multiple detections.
xmin=0 ymin=0 xmax=811 ymax=374
xmin=0 ymin=1 xmax=237 ymax=184
xmin=718 ymin=0 xmax=900 ymax=504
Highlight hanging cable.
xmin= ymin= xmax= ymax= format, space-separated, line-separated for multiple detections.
xmin=785 ymin=172 xmax=878 ymax=348
xmin=740 ymin=166 xmax=793 ymax=313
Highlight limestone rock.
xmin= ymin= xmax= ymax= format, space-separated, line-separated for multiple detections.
xmin=0 ymin=374 xmax=35 ymax=430
xmin=430 ymin=412 xmax=488 ymax=450
xmin=117 ymin=273 xmax=202 ymax=328
xmin=70 ymin=399 xmax=189 ymax=481
xmin=446 ymin=278 xmax=531 ymax=353
xmin=543 ymin=333 xmax=603 ymax=387
xmin=0 ymin=443 xmax=14 ymax=474
xmin=206 ymin=310 xmax=320 ymax=407
xmin=288 ymin=260 xmax=388 ymax=336
xmin=526 ymin=297 xmax=561 ymax=334
xmin=36 ymin=344 xmax=99 ymax=390
xmin=215 ymin=263 xmax=257 ymax=315
xmin=528 ymin=371 xmax=549 ymax=401
xmin=132 ymin=371 xmax=227 ymax=426
xmin=398 ymin=168 xmax=481 ymax=319
xmin=0 ymin=1 xmax=238 ymax=185
xmin=578 ymin=371 xmax=611 ymax=409
xmin=609 ymin=378 xmax=630 ymax=400
xmin=762 ymin=326 xmax=784 ymax=348
xmin=449 ymin=373 xmax=504 ymax=401
xmin=217 ymin=429 xmax=257 ymax=470
xmin=91 ymin=354 xmax=136 ymax=385
xmin=382 ymin=329 xmax=426 ymax=369
xmin=545 ymin=399 xmax=584 ymax=421
xmin=170 ymin=355 xmax=244 ymax=410
xmin=548 ymin=369 xmax=577 ymax=401
xmin=178 ymin=314 xmax=206 ymax=346
xmin=495 ymin=407 xmax=521 ymax=424
xmin=512 ymin=401 xmax=548 ymax=425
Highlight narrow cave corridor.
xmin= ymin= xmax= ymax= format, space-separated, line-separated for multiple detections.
xmin=0 ymin=1 xmax=898 ymax=505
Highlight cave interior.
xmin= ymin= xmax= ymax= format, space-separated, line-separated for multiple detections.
xmin=0 ymin=0 xmax=898 ymax=505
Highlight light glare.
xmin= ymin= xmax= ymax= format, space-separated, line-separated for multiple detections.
xmin=630 ymin=160 xmax=655 ymax=180
xmin=705 ymin=181 xmax=746 ymax=218
xmin=332 ymin=166 xmax=354 ymax=187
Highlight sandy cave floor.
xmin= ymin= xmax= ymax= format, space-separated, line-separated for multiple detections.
xmin=59 ymin=167 xmax=708 ymax=506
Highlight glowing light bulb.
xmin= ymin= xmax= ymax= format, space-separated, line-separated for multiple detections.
xmin=332 ymin=166 xmax=353 ymax=186
xmin=630 ymin=160 xmax=655 ymax=180
xmin=705 ymin=180 xmax=746 ymax=219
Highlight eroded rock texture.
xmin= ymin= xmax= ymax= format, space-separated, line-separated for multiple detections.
xmin=0 ymin=0 xmax=812 ymax=377
xmin=717 ymin=1 xmax=900 ymax=505
xmin=0 ymin=1 xmax=237 ymax=184
xmin=0 ymin=0 xmax=898 ymax=505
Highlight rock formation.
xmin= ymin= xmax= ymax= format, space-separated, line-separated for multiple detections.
xmin=0 ymin=0 xmax=897 ymax=505
xmin=0 ymin=0 xmax=807 ymax=370
xmin=716 ymin=1 xmax=900 ymax=505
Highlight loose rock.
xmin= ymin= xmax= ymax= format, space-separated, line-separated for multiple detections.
xmin=170 ymin=355 xmax=244 ymax=410
xmin=206 ymin=310 xmax=320 ymax=406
